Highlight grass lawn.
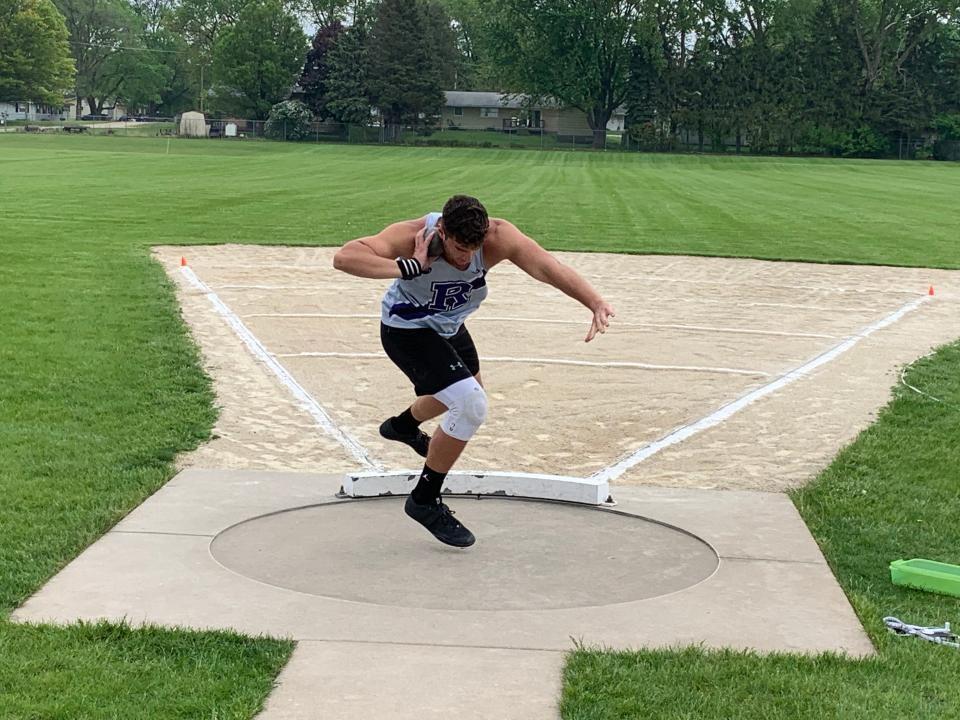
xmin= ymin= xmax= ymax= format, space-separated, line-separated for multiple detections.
xmin=1 ymin=134 xmax=959 ymax=718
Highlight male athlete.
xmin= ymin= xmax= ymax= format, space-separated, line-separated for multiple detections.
xmin=333 ymin=195 xmax=615 ymax=547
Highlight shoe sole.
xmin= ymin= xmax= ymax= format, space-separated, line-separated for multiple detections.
xmin=379 ymin=419 xmax=429 ymax=457
xmin=404 ymin=504 xmax=476 ymax=548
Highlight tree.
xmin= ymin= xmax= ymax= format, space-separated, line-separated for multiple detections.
xmin=324 ymin=13 xmax=372 ymax=124
xmin=366 ymin=0 xmax=449 ymax=138
xmin=143 ymin=29 xmax=195 ymax=115
xmin=111 ymin=34 xmax=178 ymax=114
xmin=626 ymin=0 xmax=712 ymax=149
xmin=480 ymin=0 xmax=643 ymax=148
xmin=421 ymin=0 xmax=459 ymax=89
xmin=54 ymin=0 xmax=144 ymax=116
xmin=298 ymin=20 xmax=344 ymax=118
xmin=173 ymin=0 xmax=247 ymax=58
xmin=127 ymin=0 xmax=172 ymax=33
xmin=435 ymin=0 xmax=502 ymax=90
xmin=0 ymin=0 xmax=75 ymax=105
xmin=795 ymin=0 xmax=870 ymax=152
xmin=286 ymin=0 xmax=352 ymax=27
xmin=211 ymin=0 xmax=307 ymax=119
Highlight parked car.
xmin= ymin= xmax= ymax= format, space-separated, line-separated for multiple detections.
xmin=80 ymin=113 xmax=108 ymax=121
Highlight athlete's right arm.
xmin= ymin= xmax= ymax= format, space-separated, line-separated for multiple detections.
xmin=332 ymin=219 xmax=428 ymax=279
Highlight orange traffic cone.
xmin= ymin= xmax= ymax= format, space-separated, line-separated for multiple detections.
xmin=181 ymin=257 xmax=188 ymax=267
xmin=929 ymin=286 xmax=935 ymax=296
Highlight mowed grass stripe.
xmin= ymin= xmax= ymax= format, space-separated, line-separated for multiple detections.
xmin=0 ymin=134 xmax=959 ymax=718
xmin=2 ymin=134 xmax=959 ymax=264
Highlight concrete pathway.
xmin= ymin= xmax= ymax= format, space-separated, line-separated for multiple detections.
xmin=12 ymin=469 xmax=873 ymax=718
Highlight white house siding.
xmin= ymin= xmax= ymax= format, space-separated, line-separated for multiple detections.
xmin=439 ymin=91 xmax=624 ymax=136
xmin=63 ymin=100 xmax=127 ymax=119
xmin=440 ymin=107 xmax=499 ymax=130
xmin=0 ymin=101 xmax=68 ymax=122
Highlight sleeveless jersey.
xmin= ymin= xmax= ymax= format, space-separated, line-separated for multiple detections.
xmin=380 ymin=212 xmax=488 ymax=337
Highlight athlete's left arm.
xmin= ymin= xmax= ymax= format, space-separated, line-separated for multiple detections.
xmin=494 ymin=220 xmax=615 ymax=342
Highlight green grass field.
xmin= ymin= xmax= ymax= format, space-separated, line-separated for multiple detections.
xmin=1 ymin=134 xmax=959 ymax=718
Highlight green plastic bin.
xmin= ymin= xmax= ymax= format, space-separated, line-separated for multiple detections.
xmin=890 ymin=558 xmax=960 ymax=598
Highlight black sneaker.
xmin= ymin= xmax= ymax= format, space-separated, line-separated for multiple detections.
xmin=379 ymin=417 xmax=430 ymax=457
xmin=404 ymin=495 xmax=476 ymax=548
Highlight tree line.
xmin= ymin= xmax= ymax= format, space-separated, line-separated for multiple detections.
xmin=2 ymin=0 xmax=959 ymax=156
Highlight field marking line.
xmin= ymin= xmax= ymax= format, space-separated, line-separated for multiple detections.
xmin=209 ymin=284 xmax=903 ymax=314
xmin=179 ymin=266 xmax=382 ymax=471
xmin=212 ymin=281 xmax=922 ymax=297
xmin=745 ymin=301 xmax=853 ymax=311
xmin=580 ymin=273 xmax=925 ymax=297
xmin=276 ymin=351 xmax=769 ymax=377
xmin=591 ymin=295 xmax=931 ymax=483
xmin=243 ymin=312 xmax=837 ymax=340
xmin=490 ymin=266 xmax=926 ymax=297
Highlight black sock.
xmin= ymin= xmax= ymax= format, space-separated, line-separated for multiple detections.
xmin=411 ymin=465 xmax=446 ymax=505
xmin=392 ymin=407 xmax=421 ymax=436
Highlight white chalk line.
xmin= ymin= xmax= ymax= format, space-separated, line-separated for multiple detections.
xmin=275 ymin=351 xmax=769 ymax=377
xmin=214 ymin=284 xmax=905 ymax=315
xmin=211 ymin=280 xmax=925 ymax=298
xmin=747 ymin=301 xmax=853 ymax=311
xmin=591 ymin=295 xmax=931 ymax=483
xmin=242 ymin=312 xmax=837 ymax=340
xmin=180 ymin=265 xmax=932 ymax=483
xmin=580 ymin=272 xmax=925 ymax=297
xmin=180 ymin=267 xmax=381 ymax=470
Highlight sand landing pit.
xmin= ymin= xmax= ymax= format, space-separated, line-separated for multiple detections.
xmin=154 ymin=245 xmax=960 ymax=492
xmin=210 ymin=497 xmax=718 ymax=610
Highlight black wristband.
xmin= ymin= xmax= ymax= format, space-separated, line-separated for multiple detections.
xmin=396 ymin=257 xmax=422 ymax=280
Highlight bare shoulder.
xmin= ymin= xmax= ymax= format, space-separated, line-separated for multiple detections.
xmin=484 ymin=217 xmax=533 ymax=267
xmin=359 ymin=216 xmax=427 ymax=257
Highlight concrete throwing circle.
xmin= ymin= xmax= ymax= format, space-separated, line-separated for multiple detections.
xmin=210 ymin=497 xmax=718 ymax=611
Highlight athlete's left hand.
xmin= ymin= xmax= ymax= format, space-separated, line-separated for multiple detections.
xmin=585 ymin=301 xmax=615 ymax=342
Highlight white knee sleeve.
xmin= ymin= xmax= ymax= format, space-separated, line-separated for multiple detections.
xmin=434 ymin=377 xmax=488 ymax=441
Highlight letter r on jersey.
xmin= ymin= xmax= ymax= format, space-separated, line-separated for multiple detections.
xmin=428 ymin=281 xmax=473 ymax=311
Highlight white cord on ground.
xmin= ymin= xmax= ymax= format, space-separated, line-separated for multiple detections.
xmin=899 ymin=352 xmax=943 ymax=403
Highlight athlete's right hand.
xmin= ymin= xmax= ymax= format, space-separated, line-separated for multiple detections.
xmin=412 ymin=227 xmax=433 ymax=271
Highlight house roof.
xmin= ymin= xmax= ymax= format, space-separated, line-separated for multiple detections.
xmin=443 ymin=91 xmax=624 ymax=115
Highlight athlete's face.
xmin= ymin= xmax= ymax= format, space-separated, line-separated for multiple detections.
xmin=441 ymin=232 xmax=476 ymax=270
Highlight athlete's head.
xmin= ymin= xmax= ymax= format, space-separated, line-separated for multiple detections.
xmin=441 ymin=195 xmax=488 ymax=249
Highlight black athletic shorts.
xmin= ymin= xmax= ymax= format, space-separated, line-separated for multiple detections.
xmin=380 ymin=322 xmax=480 ymax=396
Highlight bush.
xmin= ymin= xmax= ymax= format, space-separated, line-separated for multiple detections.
xmin=265 ymin=101 xmax=314 ymax=141
xmin=933 ymin=113 xmax=960 ymax=141
xmin=795 ymin=124 xmax=887 ymax=157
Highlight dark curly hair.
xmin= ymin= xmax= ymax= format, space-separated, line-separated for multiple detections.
xmin=442 ymin=195 xmax=489 ymax=248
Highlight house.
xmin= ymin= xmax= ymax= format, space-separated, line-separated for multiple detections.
xmin=63 ymin=98 xmax=128 ymax=120
xmin=439 ymin=91 xmax=625 ymax=138
xmin=0 ymin=101 xmax=68 ymax=123
xmin=0 ymin=99 xmax=129 ymax=123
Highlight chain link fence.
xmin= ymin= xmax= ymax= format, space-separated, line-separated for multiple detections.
xmin=201 ymin=118 xmax=636 ymax=151
xmin=8 ymin=116 xmax=960 ymax=160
